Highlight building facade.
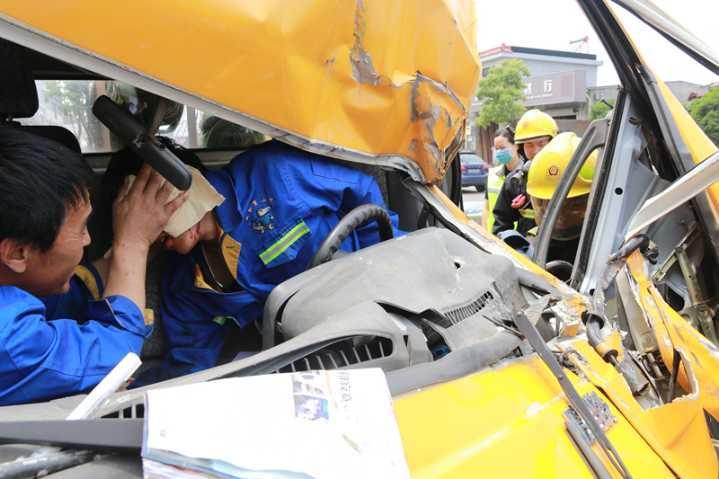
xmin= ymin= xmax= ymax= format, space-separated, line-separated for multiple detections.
xmin=468 ymin=44 xmax=710 ymax=161
xmin=587 ymin=81 xmax=709 ymax=106
xmin=480 ymin=44 xmax=602 ymax=120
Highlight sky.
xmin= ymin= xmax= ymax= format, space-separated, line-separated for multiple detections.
xmin=474 ymin=0 xmax=718 ymax=86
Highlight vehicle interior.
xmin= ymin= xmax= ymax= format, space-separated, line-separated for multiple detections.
xmin=1 ymin=36 xmax=554 ymax=409
xmin=1 ymin=0 xmax=718 ymax=475
xmin=0 ymin=0 xmax=717 ymax=410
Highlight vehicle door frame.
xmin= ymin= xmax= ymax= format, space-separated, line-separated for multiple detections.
xmin=533 ymin=0 xmax=719 ymax=295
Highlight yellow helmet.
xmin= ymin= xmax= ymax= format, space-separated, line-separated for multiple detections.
xmin=526 ymin=132 xmax=597 ymax=200
xmin=515 ymin=109 xmax=559 ymax=143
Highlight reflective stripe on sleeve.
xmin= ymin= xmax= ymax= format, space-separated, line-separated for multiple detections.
xmin=259 ymin=221 xmax=310 ymax=265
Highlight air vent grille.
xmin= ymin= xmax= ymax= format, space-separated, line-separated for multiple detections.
xmin=103 ymin=402 xmax=144 ymax=419
xmin=443 ymin=291 xmax=495 ymax=325
xmin=101 ymin=337 xmax=394 ymax=419
xmin=276 ymin=337 xmax=393 ymax=373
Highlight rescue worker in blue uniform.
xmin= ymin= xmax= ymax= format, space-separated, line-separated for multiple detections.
xmin=0 ymin=128 xmax=186 ymax=405
xmin=154 ymin=140 xmax=401 ymax=378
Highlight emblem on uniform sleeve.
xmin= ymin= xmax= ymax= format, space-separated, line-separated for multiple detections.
xmin=246 ymin=198 xmax=275 ymax=234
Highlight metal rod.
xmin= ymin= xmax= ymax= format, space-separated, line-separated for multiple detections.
xmin=513 ymin=311 xmax=632 ymax=478
xmin=666 ymin=350 xmax=681 ymax=403
xmin=565 ymin=413 xmax=613 ymax=479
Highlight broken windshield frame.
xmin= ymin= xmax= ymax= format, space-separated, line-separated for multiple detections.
xmin=576 ymin=0 xmax=719 ymax=258
xmin=611 ymin=0 xmax=719 ymax=75
xmin=627 ymin=151 xmax=719 ymax=240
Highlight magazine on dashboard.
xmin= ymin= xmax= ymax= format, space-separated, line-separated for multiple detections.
xmin=142 ymin=369 xmax=410 ymax=479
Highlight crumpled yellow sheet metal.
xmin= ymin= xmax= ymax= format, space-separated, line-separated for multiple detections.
xmin=394 ymin=354 xmax=677 ymax=478
xmin=626 ymin=251 xmax=719 ymax=421
xmin=0 ymin=0 xmax=480 ymax=183
xmin=558 ymin=339 xmax=718 ymax=478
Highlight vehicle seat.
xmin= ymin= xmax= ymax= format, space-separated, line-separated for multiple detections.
xmin=358 ymin=165 xmax=423 ymax=232
xmin=0 ymin=39 xmax=81 ymax=153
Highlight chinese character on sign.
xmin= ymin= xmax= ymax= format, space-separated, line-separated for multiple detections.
xmin=524 ymin=82 xmax=532 ymax=96
xmin=543 ymin=80 xmax=553 ymax=94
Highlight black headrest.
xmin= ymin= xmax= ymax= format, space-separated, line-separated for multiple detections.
xmin=22 ymin=126 xmax=82 ymax=153
xmin=0 ymin=41 xmax=38 ymax=119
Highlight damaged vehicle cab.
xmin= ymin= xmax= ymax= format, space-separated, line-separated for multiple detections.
xmin=0 ymin=0 xmax=719 ymax=477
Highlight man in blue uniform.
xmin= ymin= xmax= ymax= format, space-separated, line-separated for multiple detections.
xmin=0 ymin=128 xmax=186 ymax=405
xmin=154 ymin=140 xmax=400 ymax=377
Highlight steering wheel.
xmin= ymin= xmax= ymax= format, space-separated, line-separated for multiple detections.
xmin=309 ymin=204 xmax=394 ymax=268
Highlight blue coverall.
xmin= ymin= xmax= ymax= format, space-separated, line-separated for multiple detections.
xmin=159 ymin=141 xmax=400 ymax=376
xmin=0 ymin=265 xmax=151 ymax=405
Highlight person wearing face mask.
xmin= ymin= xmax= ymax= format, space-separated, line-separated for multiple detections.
xmin=491 ymin=109 xmax=558 ymax=237
xmin=526 ymin=132 xmax=596 ymax=265
xmin=483 ymin=128 xmax=520 ymax=232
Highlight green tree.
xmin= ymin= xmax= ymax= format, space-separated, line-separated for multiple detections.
xmin=475 ymin=59 xmax=529 ymax=128
xmin=41 ymin=80 xmax=106 ymax=151
xmin=589 ymin=99 xmax=614 ymax=121
xmin=688 ymin=87 xmax=719 ymax=146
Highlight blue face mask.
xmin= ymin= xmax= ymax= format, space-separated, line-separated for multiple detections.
xmin=494 ymin=148 xmax=513 ymax=165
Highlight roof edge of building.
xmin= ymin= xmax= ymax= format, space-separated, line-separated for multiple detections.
xmin=479 ymin=44 xmax=597 ymax=61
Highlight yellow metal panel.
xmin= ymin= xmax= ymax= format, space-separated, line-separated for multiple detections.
xmin=656 ymin=80 xmax=717 ymax=164
xmin=394 ymin=355 xmax=675 ymax=478
xmin=627 ymin=251 xmax=719 ymax=421
xmin=655 ymin=80 xmax=719 ymax=221
xmin=559 ymin=339 xmax=718 ymax=478
xmin=0 ymin=0 xmax=480 ymax=183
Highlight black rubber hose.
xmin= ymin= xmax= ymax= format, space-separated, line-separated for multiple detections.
xmin=310 ymin=204 xmax=393 ymax=268
xmin=546 ymin=260 xmax=573 ymax=283
xmin=584 ymin=313 xmax=605 ymax=350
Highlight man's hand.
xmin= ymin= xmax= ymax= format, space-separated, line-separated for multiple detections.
xmin=104 ymin=165 xmax=188 ymax=310
xmin=112 ymin=164 xmax=188 ymax=251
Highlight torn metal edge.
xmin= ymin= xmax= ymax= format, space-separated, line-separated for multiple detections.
xmin=349 ymin=0 xmax=380 ymax=86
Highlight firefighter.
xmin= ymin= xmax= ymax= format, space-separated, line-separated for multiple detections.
xmin=491 ymin=109 xmax=558 ymax=237
xmin=526 ymin=131 xmax=596 ymax=265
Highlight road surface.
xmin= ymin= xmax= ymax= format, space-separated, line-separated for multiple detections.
xmin=462 ymin=187 xmax=486 ymax=224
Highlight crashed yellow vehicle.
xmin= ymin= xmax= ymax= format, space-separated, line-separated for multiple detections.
xmin=0 ymin=0 xmax=719 ymax=477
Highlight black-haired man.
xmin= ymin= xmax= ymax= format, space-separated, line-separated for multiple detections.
xmin=0 ymin=128 xmax=186 ymax=405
